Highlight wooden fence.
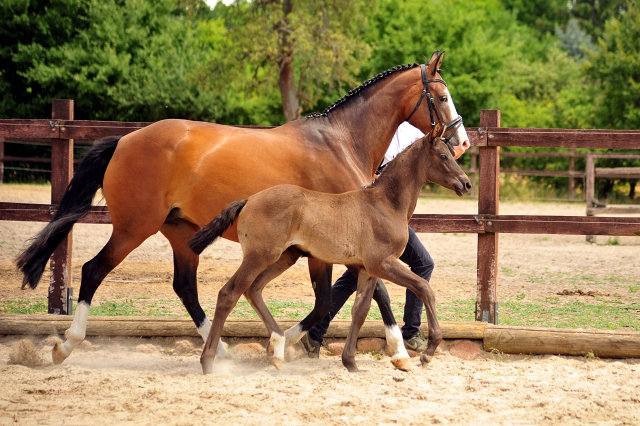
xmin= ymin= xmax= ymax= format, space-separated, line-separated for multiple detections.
xmin=1 ymin=100 xmax=640 ymax=323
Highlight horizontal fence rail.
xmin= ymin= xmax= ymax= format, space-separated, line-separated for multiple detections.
xmin=0 ymin=101 xmax=639 ymax=322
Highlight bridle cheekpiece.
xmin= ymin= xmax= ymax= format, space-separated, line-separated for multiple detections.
xmin=405 ymin=64 xmax=464 ymax=156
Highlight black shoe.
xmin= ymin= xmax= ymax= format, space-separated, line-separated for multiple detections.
xmin=301 ymin=334 xmax=321 ymax=359
xmin=403 ymin=332 xmax=428 ymax=353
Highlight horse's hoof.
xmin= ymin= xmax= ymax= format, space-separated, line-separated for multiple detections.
xmin=266 ymin=342 xmax=274 ymax=356
xmin=391 ymin=357 xmax=413 ymax=372
xmin=272 ymin=357 xmax=284 ymax=370
xmin=420 ymin=354 xmax=433 ymax=366
xmin=52 ymin=343 xmax=67 ymax=365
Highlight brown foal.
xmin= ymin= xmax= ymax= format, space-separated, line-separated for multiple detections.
xmin=190 ymin=123 xmax=471 ymax=373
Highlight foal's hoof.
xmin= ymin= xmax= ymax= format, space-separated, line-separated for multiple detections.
xmin=391 ymin=357 xmax=413 ymax=372
xmin=201 ymin=358 xmax=214 ymax=375
xmin=52 ymin=343 xmax=67 ymax=365
xmin=272 ymin=357 xmax=284 ymax=370
xmin=420 ymin=354 xmax=433 ymax=366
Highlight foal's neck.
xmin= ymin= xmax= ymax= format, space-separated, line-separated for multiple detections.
xmin=371 ymin=136 xmax=431 ymax=220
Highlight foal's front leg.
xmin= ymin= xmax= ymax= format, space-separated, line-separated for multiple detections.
xmin=342 ymin=270 xmax=377 ymax=372
xmin=371 ymin=257 xmax=442 ymax=363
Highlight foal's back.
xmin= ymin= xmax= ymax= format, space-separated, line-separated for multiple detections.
xmin=237 ymin=184 xmax=409 ymax=266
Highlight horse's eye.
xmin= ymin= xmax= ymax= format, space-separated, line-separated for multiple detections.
xmin=440 ymin=154 xmax=447 ymax=161
xmin=439 ymin=96 xmax=447 ymax=103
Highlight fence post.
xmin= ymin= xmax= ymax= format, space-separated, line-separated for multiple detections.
xmin=469 ymin=148 xmax=478 ymax=197
xmin=476 ymin=110 xmax=500 ymax=324
xmin=585 ymin=154 xmax=595 ymax=243
xmin=0 ymin=138 xmax=4 ymax=184
xmin=569 ymin=148 xmax=575 ymax=200
xmin=49 ymin=99 xmax=74 ymax=315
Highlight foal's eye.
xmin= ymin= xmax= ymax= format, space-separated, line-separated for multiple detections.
xmin=440 ymin=154 xmax=447 ymax=161
xmin=439 ymin=96 xmax=448 ymax=103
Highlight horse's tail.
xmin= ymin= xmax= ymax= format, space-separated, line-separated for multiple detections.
xmin=189 ymin=198 xmax=248 ymax=255
xmin=16 ymin=136 xmax=122 ymax=289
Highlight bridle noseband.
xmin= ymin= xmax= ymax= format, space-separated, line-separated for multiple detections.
xmin=405 ymin=64 xmax=464 ymax=156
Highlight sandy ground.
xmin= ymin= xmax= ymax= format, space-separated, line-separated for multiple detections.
xmin=1 ymin=184 xmax=640 ymax=425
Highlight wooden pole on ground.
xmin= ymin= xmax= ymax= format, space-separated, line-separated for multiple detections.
xmin=476 ymin=110 xmax=500 ymax=324
xmin=49 ymin=99 xmax=74 ymax=315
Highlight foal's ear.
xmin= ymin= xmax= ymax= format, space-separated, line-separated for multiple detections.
xmin=427 ymin=51 xmax=445 ymax=77
xmin=431 ymin=122 xmax=445 ymax=139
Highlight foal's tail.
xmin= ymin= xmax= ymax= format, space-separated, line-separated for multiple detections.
xmin=189 ymin=198 xmax=248 ymax=255
xmin=16 ymin=136 xmax=122 ymax=289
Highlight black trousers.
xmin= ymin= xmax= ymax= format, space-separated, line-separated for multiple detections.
xmin=308 ymin=226 xmax=434 ymax=342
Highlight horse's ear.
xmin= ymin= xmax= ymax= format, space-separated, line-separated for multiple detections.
xmin=427 ymin=51 xmax=445 ymax=77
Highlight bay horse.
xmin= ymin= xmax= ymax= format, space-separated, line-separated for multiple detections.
xmin=189 ymin=123 xmax=471 ymax=373
xmin=16 ymin=51 xmax=469 ymax=365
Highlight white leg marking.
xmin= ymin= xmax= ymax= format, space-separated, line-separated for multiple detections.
xmin=197 ymin=317 xmax=228 ymax=359
xmin=284 ymin=323 xmax=305 ymax=347
xmin=270 ymin=332 xmax=286 ymax=362
xmin=385 ymin=324 xmax=410 ymax=360
xmin=59 ymin=301 xmax=90 ymax=357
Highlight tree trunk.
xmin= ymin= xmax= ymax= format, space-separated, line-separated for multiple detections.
xmin=276 ymin=0 xmax=300 ymax=122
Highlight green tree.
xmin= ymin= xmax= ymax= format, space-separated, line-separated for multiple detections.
xmin=585 ymin=1 xmax=640 ymax=129
xmin=1 ymin=0 xmax=225 ymax=122
xmin=202 ymin=0 xmax=371 ymax=122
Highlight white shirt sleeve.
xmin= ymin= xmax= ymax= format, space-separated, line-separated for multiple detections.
xmin=382 ymin=122 xmax=425 ymax=167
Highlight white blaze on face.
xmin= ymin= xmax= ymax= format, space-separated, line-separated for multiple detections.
xmin=444 ymin=88 xmax=470 ymax=156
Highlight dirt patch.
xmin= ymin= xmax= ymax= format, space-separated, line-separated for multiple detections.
xmin=1 ymin=335 xmax=639 ymax=425
xmin=2 ymin=185 xmax=640 ymax=424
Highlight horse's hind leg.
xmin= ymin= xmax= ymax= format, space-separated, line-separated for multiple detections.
xmin=282 ymin=259 xmax=333 ymax=347
xmin=53 ymin=229 xmax=156 ymax=364
xmin=372 ymin=279 xmax=412 ymax=371
xmin=160 ymin=219 xmax=228 ymax=358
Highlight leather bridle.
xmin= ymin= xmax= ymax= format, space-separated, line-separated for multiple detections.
xmin=405 ymin=64 xmax=464 ymax=156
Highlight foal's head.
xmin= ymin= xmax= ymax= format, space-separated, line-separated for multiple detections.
xmin=423 ymin=124 xmax=472 ymax=197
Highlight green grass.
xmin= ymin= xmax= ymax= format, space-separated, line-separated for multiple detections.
xmin=0 ymin=298 xmax=48 ymax=314
xmin=2 ymin=296 xmax=638 ymax=332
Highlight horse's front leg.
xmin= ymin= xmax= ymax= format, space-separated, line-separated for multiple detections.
xmin=283 ymin=258 xmax=333 ymax=348
xmin=243 ymin=247 xmax=300 ymax=369
xmin=372 ymin=279 xmax=412 ymax=371
xmin=342 ymin=269 xmax=377 ymax=372
xmin=371 ymin=257 xmax=442 ymax=364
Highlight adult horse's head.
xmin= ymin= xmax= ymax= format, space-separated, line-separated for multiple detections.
xmin=405 ymin=51 xmax=470 ymax=159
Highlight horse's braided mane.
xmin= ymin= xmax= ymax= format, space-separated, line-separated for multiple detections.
xmin=305 ymin=63 xmax=420 ymax=119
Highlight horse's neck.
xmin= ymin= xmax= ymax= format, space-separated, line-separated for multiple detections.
xmin=373 ymin=137 xmax=430 ymax=219
xmin=319 ymin=70 xmax=420 ymax=177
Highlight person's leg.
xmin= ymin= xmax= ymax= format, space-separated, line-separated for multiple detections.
xmin=399 ymin=226 xmax=435 ymax=345
xmin=304 ymin=269 xmax=357 ymax=352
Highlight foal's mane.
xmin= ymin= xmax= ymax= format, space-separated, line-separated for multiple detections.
xmin=305 ymin=63 xmax=420 ymax=119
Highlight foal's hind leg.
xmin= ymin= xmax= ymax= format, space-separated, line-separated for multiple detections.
xmin=53 ymin=229 xmax=157 ymax=364
xmin=282 ymin=259 xmax=333 ymax=347
xmin=160 ymin=219 xmax=227 ymax=358
xmin=201 ymin=253 xmax=279 ymax=375
xmin=243 ymin=247 xmax=300 ymax=367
